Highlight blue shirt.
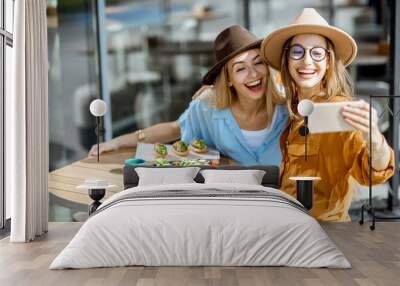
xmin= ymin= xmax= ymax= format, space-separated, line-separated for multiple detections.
xmin=178 ymin=94 xmax=289 ymax=166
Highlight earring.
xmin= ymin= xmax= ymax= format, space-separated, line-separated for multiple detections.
xmin=228 ymin=82 xmax=233 ymax=87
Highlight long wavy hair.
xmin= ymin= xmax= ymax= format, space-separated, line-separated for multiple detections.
xmin=280 ymin=37 xmax=354 ymax=119
xmin=213 ymin=59 xmax=286 ymax=127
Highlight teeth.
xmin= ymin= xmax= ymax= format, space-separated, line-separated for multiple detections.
xmin=246 ymin=80 xmax=261 ymax=87
xmin=298 ymin=69 xmax=316 ymax=74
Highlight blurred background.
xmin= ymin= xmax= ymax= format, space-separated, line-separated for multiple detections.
xmin=45 ymin=0 xmax=398 ymax=221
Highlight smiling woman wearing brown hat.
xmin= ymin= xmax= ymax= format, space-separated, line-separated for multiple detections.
xmin=261 ymin=8 xmax=394 ymax=221
xmin=89 ymin=25 xmax=288 ymax=166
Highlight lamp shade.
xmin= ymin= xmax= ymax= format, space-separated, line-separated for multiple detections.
xmin=89 ymin=99 xmax=107 ymax=117
xmin=298 ymin=99 xmax=314 ymax=117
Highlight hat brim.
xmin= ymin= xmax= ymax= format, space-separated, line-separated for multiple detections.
xmin=261 ymin=24 xmax=357 ymax=70
xmin=202 ymin=39 xmax=263 ymax=85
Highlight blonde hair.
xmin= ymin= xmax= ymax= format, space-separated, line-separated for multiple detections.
xmin=213 ymin=62 xmax=286 ymax=127
xmin=281 ymin=37 xmax=354 ymax=119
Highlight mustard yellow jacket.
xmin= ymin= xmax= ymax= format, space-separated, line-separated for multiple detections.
xmin=280 ymin=96 xmax=395 ymax=221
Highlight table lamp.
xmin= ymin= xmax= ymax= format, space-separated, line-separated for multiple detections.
xmin=298 ymin=99 xmax=314 ymax=161
xmin=89 ymin=99 xmax=107 ymax=162
xmin=289 ymin=176 xmax=320 ymax=210
xmin=77 ymin=179 xmax=116 ymax=215
xmin=291 ymin=99 xmax=319 ymax=210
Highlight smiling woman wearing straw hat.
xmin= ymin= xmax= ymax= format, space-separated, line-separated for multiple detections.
xmin=261 ymin=8 xmax=395 ymax=221
xmin=90 ymin=25 xmax=288 ymax=166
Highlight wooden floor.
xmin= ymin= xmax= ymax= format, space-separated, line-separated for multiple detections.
xmin=0 ymin=222 xmax=399 ymax=286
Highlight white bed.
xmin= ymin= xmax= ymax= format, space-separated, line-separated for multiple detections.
xmin=50 ymin=183 xmax=350 ymax=269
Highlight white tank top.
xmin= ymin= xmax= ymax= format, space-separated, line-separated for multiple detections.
xmin=240 ymin=126 xmax=271 ymax=149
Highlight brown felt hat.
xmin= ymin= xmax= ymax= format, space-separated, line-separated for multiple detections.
xmin=261 ymin=8 xmax=357 ymax=70
xmin=202 ymin=25 xmax=262 ymax=85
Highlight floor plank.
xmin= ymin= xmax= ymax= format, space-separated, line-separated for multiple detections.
xmin=0 ymin=222 xmax=399 ymax=286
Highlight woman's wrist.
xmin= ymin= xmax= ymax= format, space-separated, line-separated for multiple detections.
xmin=370 ymin=134 xmax=391 ymax=171
xmin=112 ymin=133 xmax=135 ymax=149
xmin=364 ymin=129 xmax=383 ymax=150
xmin=371 ymin=130 xmax=384 ymax=149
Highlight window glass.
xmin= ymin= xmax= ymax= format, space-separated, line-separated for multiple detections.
xmin=102 ymin=0 xmax=239 ymax=138
xmin=47 ymin=0 xmax=99 ymax=171
xmin=5 ymin=0 xmax=13 ymax=33
xmin=47 ymin=0 xmax=99 ymax=221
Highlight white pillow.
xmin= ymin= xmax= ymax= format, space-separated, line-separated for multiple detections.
xmin=136 ymin=167 xmax=201 ymax=186
xmin=200 ymin=169 xmax=266 ymax=185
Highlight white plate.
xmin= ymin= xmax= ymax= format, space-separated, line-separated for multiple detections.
xmin=135 ymin=142 xmax=220 ymax=161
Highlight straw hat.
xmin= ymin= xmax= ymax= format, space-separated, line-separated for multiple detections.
xmin=202 ymin=25 xmax=262 ymax=84
xmin=261 ymin=8 xmax=357 ymax=70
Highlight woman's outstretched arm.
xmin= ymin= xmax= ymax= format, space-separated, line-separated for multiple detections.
xmin=88 ymin=120 xmax=181 ymax=156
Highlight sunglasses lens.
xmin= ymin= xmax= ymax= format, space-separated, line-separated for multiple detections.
xmin=311 ymin=47 xmax=326 ymax=61
xmin=289 ymin=45 xmax=304 ymax=60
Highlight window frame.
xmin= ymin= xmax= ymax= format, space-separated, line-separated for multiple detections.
xmin=0 ymin=0 xmax=13 ymax=232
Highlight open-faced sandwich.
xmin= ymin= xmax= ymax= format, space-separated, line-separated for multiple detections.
xmin=189 ymin=139 xmax=208 ymax=154
xmin=153 ymin=143 xmax=168 ymax=158
xmin=172 ymin=140 xmax=189 ymax=156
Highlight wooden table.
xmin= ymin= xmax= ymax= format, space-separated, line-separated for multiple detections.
xmin=49 ymin=148 xmax=133 ymax=206
xmin=48 ymin=148 xmax=236 ymax=214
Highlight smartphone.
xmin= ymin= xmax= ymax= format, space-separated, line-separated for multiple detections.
xmin=308 ymin=102 xmax=356 ymax=134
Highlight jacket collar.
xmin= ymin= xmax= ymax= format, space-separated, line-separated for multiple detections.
xmin=211 ymin=105 xmax=288 ymax=162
